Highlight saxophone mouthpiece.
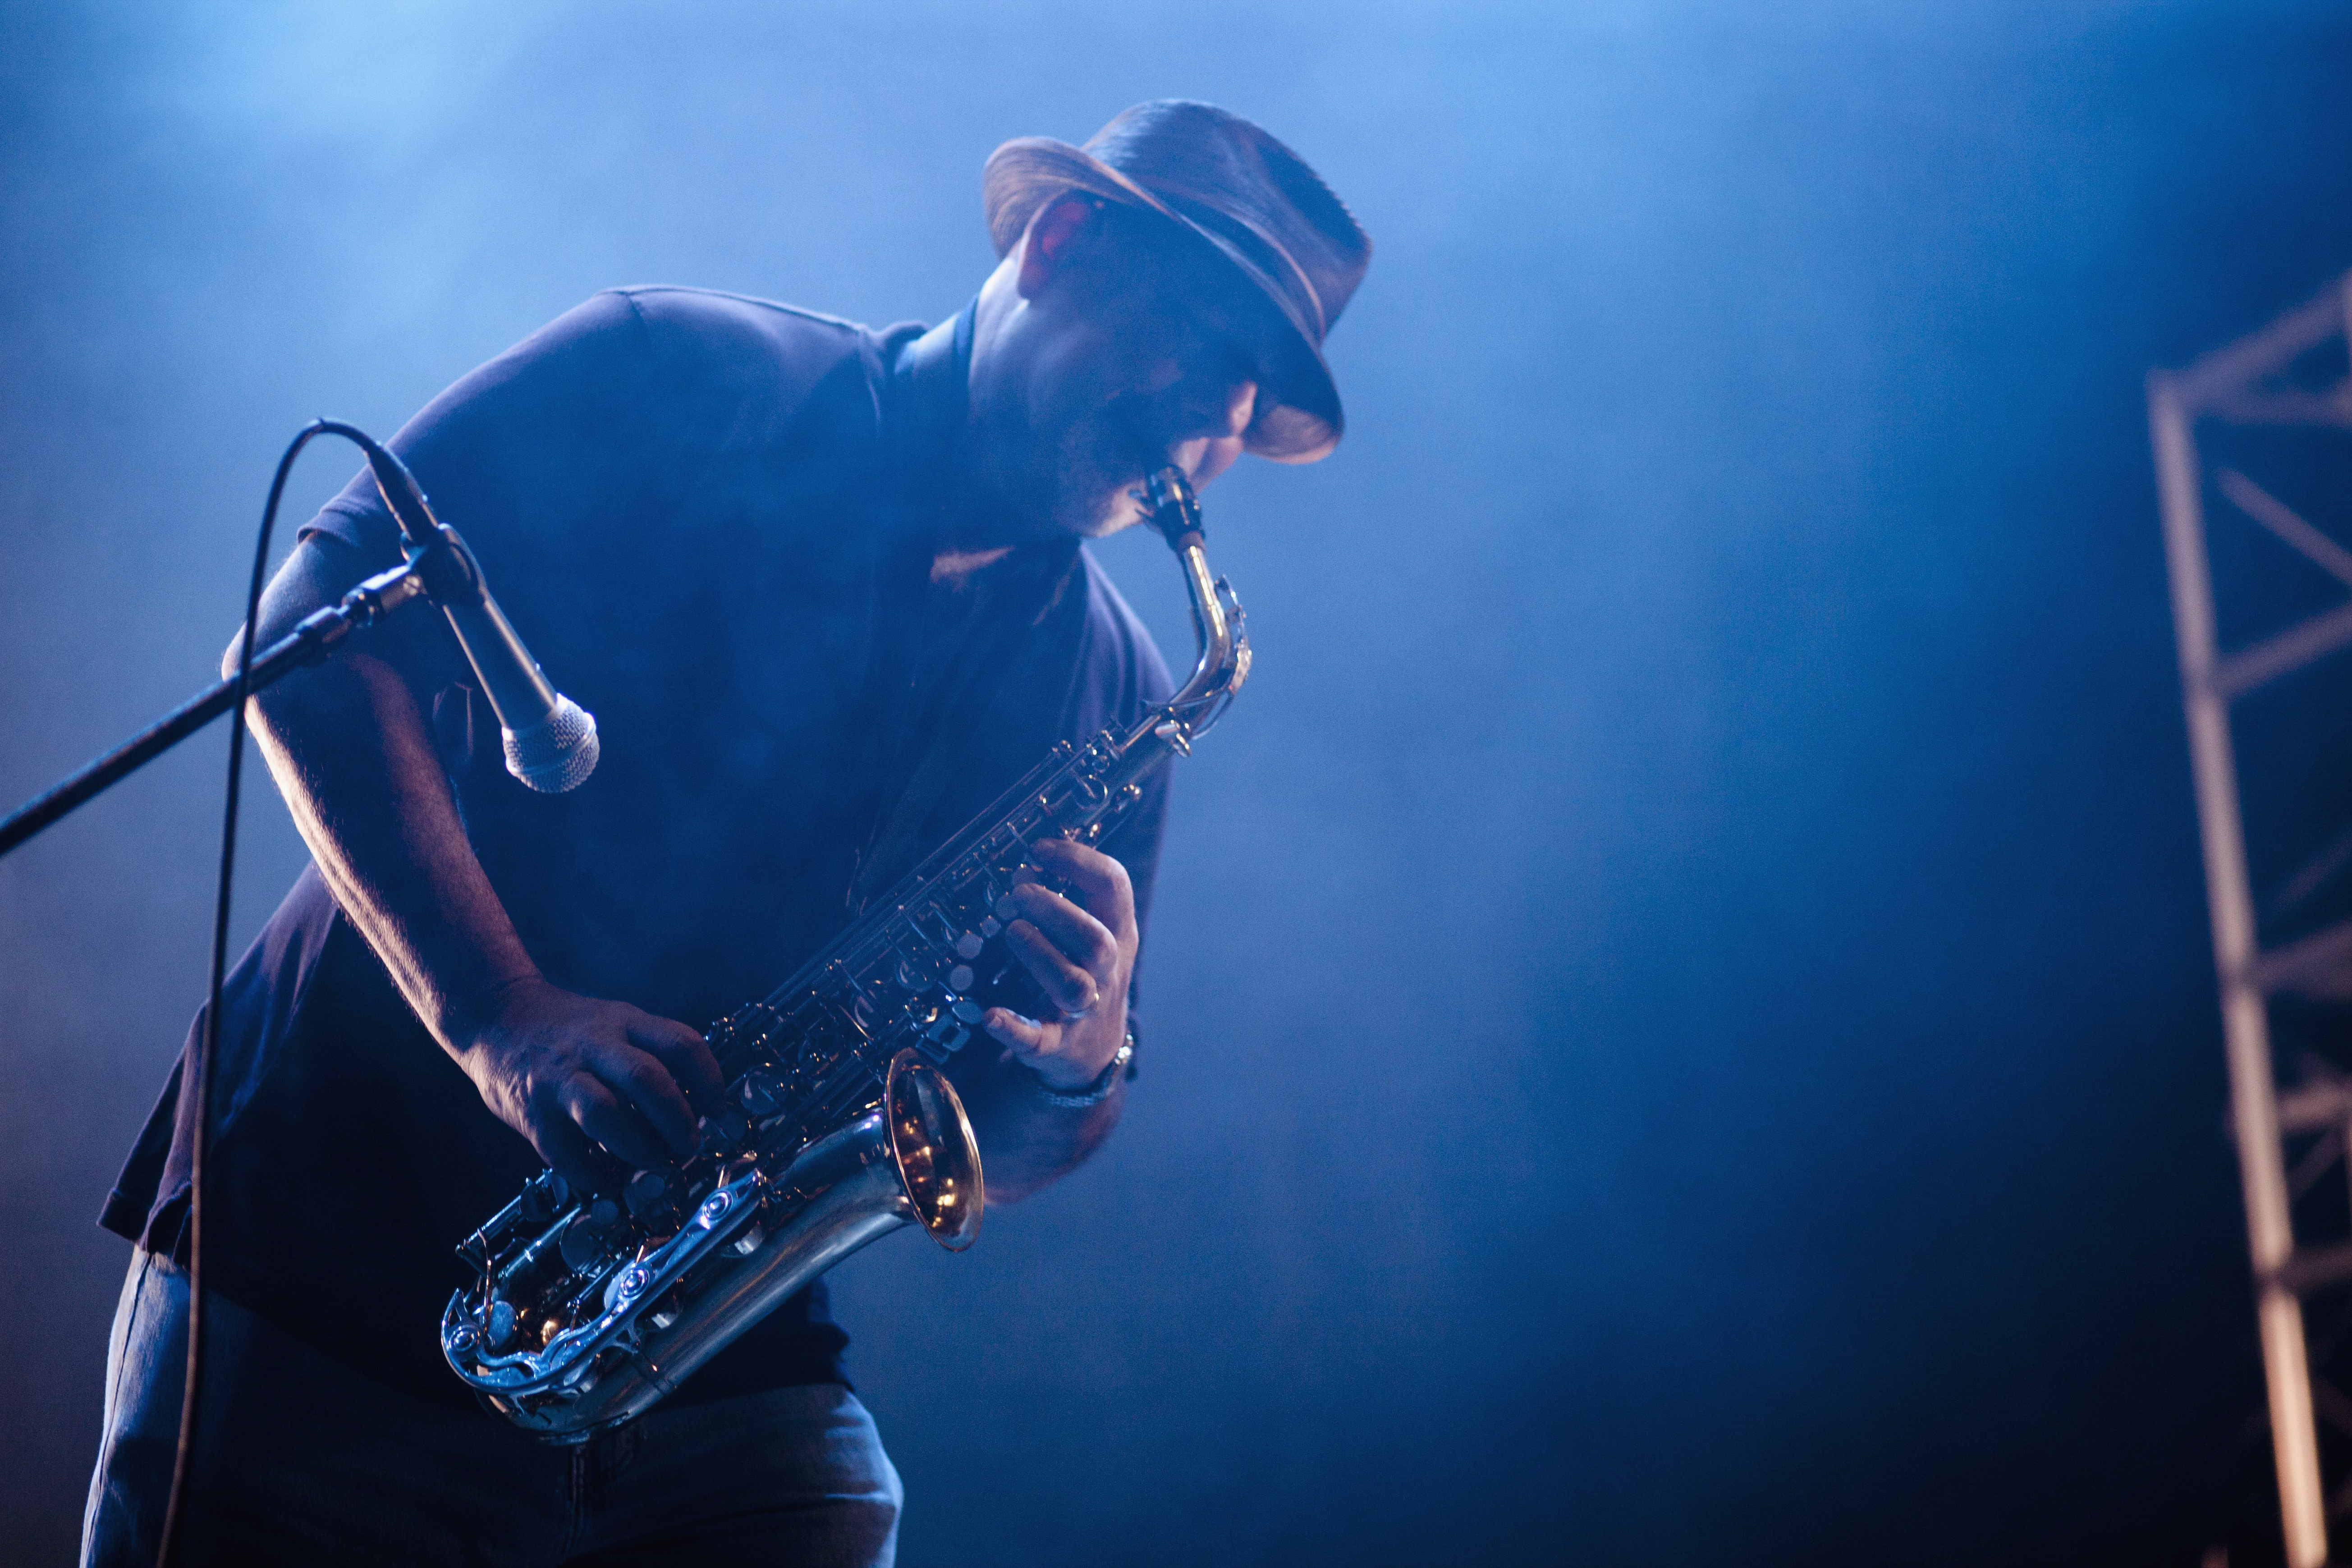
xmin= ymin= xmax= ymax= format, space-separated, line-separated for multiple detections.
xmin=1145 ymin=466 xmax=1203 ymax=552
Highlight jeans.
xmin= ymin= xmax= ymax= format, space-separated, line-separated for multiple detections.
xmin=81 ymin=1249 xmax=902 ymax=1567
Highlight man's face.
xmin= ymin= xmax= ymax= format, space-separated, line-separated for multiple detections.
xmin=968 ymin=198 xmax=1275 ymax=541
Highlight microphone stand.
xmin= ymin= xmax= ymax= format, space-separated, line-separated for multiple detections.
xmin=0 ymin=551 xmax=432 ymax=859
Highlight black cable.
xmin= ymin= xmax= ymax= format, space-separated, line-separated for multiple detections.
xmin=155 ymin=419 xmax=357 ymax=1568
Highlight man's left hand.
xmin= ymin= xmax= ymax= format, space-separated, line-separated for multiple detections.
xmin=981 ymin=836 xmax=1137 ymax=1091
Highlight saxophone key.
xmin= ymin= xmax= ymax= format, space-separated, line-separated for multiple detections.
xmin=895 ymin=949 xmax=941 ymax=990
xmin=559 ymin=1216 xmax=608 ymax=1273
xmin=624 ymin=1169 xmax=673 ymax=1221
xmin=518 ymin=1171 xmax=570 ymax=1224
xmin=738 ymin=1070 xmax=787 ymax=1117
xmin=486 ymin=1300 xmax=518 ymax=1351
xmin=456 ymin=1229 xmax=496 ymax=1276
xmin=700 ymin=1105 xmax=750 ymax=1148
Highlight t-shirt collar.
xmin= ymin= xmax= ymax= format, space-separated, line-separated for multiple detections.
xmin=885 ymin=299 xmax=1082 ymax=592
xmin=888 ymin=298 xmax=975 ymax=527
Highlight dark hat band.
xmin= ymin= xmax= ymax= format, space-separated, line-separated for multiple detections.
xmin=1148 ymin=184 xmax=1329 ymax=343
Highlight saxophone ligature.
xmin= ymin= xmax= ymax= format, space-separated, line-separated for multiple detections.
xmin=440 ymin=466 xmax=1248 ymax=1438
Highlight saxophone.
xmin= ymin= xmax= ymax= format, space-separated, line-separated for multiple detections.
xmin=441 ymin=467 xmax=1248 ymax=1439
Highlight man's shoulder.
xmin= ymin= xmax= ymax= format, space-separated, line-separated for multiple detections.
xmin=564 ymin=286 xmax=901 ymax=472
xmin=408 ymin=285 xmax=892 ymax=439
xmin=607 ymin=284 xmax=867 ymax=337
xmin=601 ymin=286 xmax=880 ymax=380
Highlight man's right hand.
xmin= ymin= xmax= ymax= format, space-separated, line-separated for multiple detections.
xmin=447 ymin=976 xmax=725 ymax=1196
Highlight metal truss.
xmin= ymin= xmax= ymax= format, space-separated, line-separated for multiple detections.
xmin=2154 ymin=270 xmax=2352 ymax=1568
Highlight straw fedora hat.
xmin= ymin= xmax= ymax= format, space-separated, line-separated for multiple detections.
xmin=982 ymin=101 xmax=1372 ymax=464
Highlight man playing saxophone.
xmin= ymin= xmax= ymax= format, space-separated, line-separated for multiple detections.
xmin=83 ymin=101 xmax=1369 ymax=1567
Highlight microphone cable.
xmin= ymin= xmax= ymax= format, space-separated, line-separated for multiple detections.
xmin=156 ymin=418 xmax=373 ymax=1568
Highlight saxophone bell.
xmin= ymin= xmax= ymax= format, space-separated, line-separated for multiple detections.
xmin=886 ymin=1046 xmax=983 ymax=1250
xmin=445 ymin=1050 xmax=978 ymax=1441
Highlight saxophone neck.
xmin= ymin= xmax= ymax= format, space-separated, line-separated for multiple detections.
xmin=1144 ymin=467 xmax=1249 ymax=724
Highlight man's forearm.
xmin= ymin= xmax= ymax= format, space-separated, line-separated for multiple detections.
xmin=239 ymin=538 xmax=539 ymax=1053
xmin=949 ymin=1052 xmax=1125 ymax=1203
xmin=251 ymin=648 xmax=540 ymax=1050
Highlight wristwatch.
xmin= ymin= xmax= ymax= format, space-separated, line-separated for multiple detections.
xmin=1028 ymin=1028 xmax=1135 ymax=1109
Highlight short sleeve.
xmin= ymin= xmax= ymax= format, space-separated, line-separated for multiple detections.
xmin=298 ymin=290 xmax=660 ymax=567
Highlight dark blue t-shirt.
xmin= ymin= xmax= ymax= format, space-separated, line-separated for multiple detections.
xmin=102 ymin=287 xmax=1174 ymax=1407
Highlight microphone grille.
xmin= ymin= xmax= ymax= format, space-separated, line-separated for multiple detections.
xmin=502 ymin=698 xmax=600 ymax=794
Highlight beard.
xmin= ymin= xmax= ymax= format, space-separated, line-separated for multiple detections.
xmin=1036 ymin=401 xmax=1160 ymax=538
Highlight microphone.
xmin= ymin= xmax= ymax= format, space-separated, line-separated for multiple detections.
xmin=358 ymin=440 xmax=600 ymax=793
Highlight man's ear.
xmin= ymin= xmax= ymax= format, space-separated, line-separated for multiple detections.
xmin=1016 ymin=194 xmax=1102 ymax=299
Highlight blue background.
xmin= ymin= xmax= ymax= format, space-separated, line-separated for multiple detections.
xmin=4 ymin=3 xmax=2350 ymax=1563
